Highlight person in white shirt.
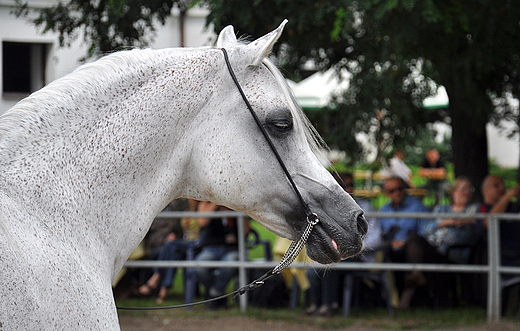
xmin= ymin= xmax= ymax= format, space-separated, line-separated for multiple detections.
xmin=381 ymin=150 xmax=413 ymax=188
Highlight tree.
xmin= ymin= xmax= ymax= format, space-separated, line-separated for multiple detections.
xmin=14 ymin=0 xmax=520 ymax=191
xmin=14 ymin=0 xmax=189 ymax=60
xmin=203 ymin=0 xmax=520 ymax=193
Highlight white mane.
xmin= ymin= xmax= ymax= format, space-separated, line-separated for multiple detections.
xmin=0 ymin=47 xmax=208 ymax=158
xmin=262 ymin=58 xmax=330 ymax=165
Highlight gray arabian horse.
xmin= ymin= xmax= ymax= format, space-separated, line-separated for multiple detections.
xmin=0 ymin=21 xmax=367 ymax=330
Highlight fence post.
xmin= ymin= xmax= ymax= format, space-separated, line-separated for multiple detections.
xmin=487 ymin=214 xmax=501 ymax=322
xmin=237 ymin=214 xmax=248 ymax=312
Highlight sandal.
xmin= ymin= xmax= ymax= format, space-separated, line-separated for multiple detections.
xmin=138 ymin=283 xmax=154 ymax=296
xmin=138 ymin=273 xmax=160 ymax=296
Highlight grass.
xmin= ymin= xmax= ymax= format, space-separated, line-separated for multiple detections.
xmin=117 ymin=225 xmax=520 ymax=330
xmin=117 ymin=293 xmax=517 ymax=330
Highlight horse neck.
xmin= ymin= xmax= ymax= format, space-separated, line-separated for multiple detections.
xmin=0 ymin=47 xmax=222 ymax=271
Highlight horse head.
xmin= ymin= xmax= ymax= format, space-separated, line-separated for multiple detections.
xmin=186 ymin=21 xmax=368 ymax=264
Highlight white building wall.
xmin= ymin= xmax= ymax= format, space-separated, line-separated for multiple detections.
xmin=487 ymin=122 xmax=519 ymax=168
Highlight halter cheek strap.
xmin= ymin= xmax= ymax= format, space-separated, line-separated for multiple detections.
xmin=117 ymin=48 xmax=319 ymax=311
xmin=220 ymin=48 xmax=314 ymax=219
xmin=220 ymin=47 xmax=319 ymax=273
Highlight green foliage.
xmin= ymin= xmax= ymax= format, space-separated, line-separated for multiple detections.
xmin=14 ymin=0 xmax=520 ymax=183
xmin=203 ymin=0 xmax=446 ymax=166
xmin=203 ymin=0 xmax=520 ymax=187
xmin=489 ymin=159 xmax=518 ymax=188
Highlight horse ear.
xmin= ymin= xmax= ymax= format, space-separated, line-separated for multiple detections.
xmin=216 ymin=25 xmax=238 ymax=48
xmin=244 ymin=19 xmax=288 ymax=67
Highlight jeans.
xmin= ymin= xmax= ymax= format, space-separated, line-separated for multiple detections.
xmin=307 ymin=268 xmax=340 ymax=307
xmin=194 ymin=245 xmax=239 ymax=295
xmin=154 ymin=240 xmax=192 ymax=288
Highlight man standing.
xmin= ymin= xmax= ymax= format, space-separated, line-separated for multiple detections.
xmin=381 ymin=150 xmax=413 ymax=188
xmin=419 ymin=148 xmax=447 ymax=205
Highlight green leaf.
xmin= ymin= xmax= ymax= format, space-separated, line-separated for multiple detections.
xmin=386 ymin=0 xmax=399 ymax=10
xmin=331 ymin=7 xmax=346 ymax=41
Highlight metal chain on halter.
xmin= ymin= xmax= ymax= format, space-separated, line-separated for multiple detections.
xmin=117 ymin=214 xmax=319 ymax=311
xmin=117 ymin=48 xmax=320 ymax=311
xmin=273 ymin=213 xmax=318 ymax=274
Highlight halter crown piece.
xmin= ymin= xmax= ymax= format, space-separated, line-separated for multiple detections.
xmin=117 ymin=48 xmax=319 ymax=310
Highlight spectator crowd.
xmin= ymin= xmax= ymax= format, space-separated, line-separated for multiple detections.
xmin=114 ymin=148 xmax=520 ymax=316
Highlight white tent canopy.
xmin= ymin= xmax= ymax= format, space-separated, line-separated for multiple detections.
xmin=288 ymin=69 xmax=350 ymax=110
xmin=423 ymin=86 xmax=449 ymax=109
xmin=289 ymin=70 xmax=449 ymax=110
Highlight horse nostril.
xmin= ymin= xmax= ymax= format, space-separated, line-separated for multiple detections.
xmin=356 ymin=213 xmax=368 ymax=237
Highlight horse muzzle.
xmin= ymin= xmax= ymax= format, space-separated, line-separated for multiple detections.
xmin=305 ymin=209 xmax=368 ymax=264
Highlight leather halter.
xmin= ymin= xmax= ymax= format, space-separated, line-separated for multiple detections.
xmin=117 ymin=48 xmax=319 ymax=310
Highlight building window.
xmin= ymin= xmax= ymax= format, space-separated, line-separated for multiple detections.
xmin=2 ymin=42 xmax=48 ymax=95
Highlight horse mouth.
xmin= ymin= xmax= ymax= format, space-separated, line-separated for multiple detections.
xmin=305 ymin=212 xmax=368 ymax=264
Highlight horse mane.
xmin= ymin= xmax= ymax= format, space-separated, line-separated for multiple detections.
xmin=0 ymin=44 xmax=329 ymax=165
xmin=0 ymin=47 xmax=203 ymax=155
xmin=0 ymin=49 xmax=154 ymax=140
xmin=262 ymin=58 xmax=330 ymax=165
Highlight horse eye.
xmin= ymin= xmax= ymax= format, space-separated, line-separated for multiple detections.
xmin=271 ymin=120 xmax=293 ymax=131
xmin=265 ymin=109 xmax=294 ymax=134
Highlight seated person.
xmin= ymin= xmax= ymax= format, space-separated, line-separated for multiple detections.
xmin=479 ymin=175 xmax=520 ymax=266
xmin=425 ymin=177 xmax=481 ymax=264
xmin=477 ymin=175 xmax=520 ymax=308
xmin=193 ymin=201 xmax=249 ymax=309
xmin=380 ymin=176 xmax=429 ymax=251
xmin=113 ymin=199 xmax=187 ymax=299
xmin=145 ymin=199 xmax=190 ymax=258
xmin=379 ymin=176 xmax=429 ymax=309
xmin=138 ymin=199 xmax=200 ymax=303
xmin=402 ymin=177 xmax=480 ymax=308
xmin=305 ymin=172 xmax=383 ymax=316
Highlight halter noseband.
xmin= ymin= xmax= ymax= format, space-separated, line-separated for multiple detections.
xmin=117 ymin=48 xmax=319 ymax=311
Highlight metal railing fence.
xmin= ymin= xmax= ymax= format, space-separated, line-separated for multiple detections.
xmin=123 ymin=211 xmax=520 ymax=321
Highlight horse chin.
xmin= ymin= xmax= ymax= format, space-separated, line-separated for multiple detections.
xmin=305 ymin=222 xmax=366 ymax=264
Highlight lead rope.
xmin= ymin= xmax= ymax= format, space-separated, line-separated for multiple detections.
xmin=117 ymin=214 xmax=318 ymax=311
xmin=117 ymin=48 xmax=319 ymax=311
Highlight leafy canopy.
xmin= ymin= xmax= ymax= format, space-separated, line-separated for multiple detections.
xmin=13 ymin=0 xmax=520 ymax=185
xmin=204 ymin=0 xmax=520 ymax=189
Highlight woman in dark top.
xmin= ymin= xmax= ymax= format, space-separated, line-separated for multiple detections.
xmin=193 ymin=201 xmax=249 ymax=309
